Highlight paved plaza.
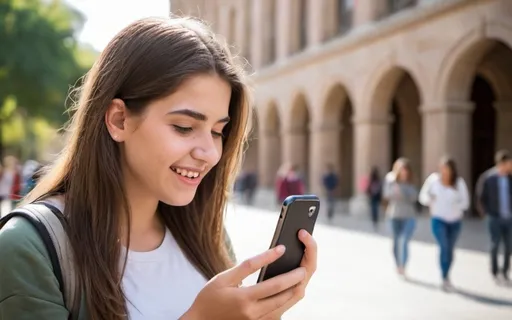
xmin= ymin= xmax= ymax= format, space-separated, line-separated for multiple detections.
xmin=225 ymin=201 xmax=512 ymax=320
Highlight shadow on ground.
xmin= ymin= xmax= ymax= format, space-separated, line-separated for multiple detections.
xmin=405 ymin=277 xmax=512 ymax=307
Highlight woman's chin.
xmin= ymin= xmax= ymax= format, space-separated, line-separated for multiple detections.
xmin=161 ymin=193 xmax=196 ymax=207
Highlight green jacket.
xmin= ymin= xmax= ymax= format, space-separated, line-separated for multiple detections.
xmin=0 ymin=217 xmax=87 ymax=319
xmin=0 ymin=217 xmax=237 ymax=319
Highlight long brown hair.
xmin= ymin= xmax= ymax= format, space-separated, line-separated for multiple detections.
xmin=440 ymin=156 xmax=458 ymax=187
xmin=23 ymin=17 xmax=251 ymax=319
xmin=395 ymin=158 xmax=413 ymax=183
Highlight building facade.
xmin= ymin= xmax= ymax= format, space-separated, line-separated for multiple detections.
xmin=170 ymin=0 xmax=512 ymax=213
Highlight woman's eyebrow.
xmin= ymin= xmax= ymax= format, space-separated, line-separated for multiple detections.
xmin=168 ymin=109 xmax=230 ymax=123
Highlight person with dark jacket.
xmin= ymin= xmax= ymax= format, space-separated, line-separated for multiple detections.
xmin=367 ymin=167 xmax=383 ymax=230
xmin=480 ymin=150 xmax=512 ymax=283
xmin=322 ymin=163 xmax=339 ymax=219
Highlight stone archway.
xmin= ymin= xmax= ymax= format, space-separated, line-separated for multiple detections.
xmin=437 ymin=39 xmax=512 ymax=193
xmin=287 ymin=93 xmax=311 ymax=190
xmin=366 ymin=67 xmax=423 ymax=184
xmin=262 ymin=102 xmax=281 ymax=187
xmin=391 ymin=73 xmax=423 ymax=184
xmin=321 ymin=84 xmax=354 ymax=198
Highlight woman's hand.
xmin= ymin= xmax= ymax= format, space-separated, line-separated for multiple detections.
xmin=182 ymin=231 xmax=317 ymax=320
xmin=262 ymin=230 xmax=317 ymax=319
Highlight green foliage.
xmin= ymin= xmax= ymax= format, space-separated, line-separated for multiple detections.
xmin=0 ymin=0 xmax=90 ymax=125
xmin=0 ymin=0 xmax=98 ymax=159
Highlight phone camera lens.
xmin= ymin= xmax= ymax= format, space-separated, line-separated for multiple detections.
xmin=308 ymin=206 xmax=316 ymax=217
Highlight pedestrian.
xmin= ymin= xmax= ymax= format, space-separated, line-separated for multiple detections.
xmin=384 ymin=160 xmax=418 ymax=277
xmin=0 ymin=17 xmax=317 ymax=319
xmin=366 ymin=167 xmax=383 ymax=230
xmin=243 ymin=166 xmax=258 ymax=205
xmin=382 ymin=158 xmax=409 ymax=210
xmin=0 ymin=156 xmax=21 ymax=212
xmin=276 ymin=163 xmax=305 ymax=204
xmin=419 ymin=157 xmax=469 ymax=291
xmin=322 ymin=163 xmax=339 ymax=219
xmin=479 ymin=150 xmax=512 ymax=284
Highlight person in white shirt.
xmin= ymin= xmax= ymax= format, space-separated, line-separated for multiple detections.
xmin=419 ymin=157 xmax=469 ymax=290
xmin=0 ymin=17 xmax=318 ymax=319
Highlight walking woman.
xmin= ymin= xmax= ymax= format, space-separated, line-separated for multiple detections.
xmin=384 ymin=160 xmax=418 ymax=277
xmin=0 ymin=17 xmax=317 ymax=319
xmin=419 ymin=157 xmax=469 ymax=290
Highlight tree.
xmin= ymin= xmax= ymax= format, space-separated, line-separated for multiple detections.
xmin=0 ymin=0 xmax=87 ymax=157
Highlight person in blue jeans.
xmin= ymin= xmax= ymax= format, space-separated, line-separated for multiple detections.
xmin=480 ymin=150 xmax=512 ymax=283
xmin=384 ymin=159 xmax=418 ymax=277
xmin=419 ymin=157 xmax=469 ymax=291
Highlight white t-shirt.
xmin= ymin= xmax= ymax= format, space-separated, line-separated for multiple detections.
xmin=44 ymin=196 xmax=207 ymax=319
xmin=121 ymin=228 xmax=207 ymax=319
xmin=419 ymin=173 xmax=470 ymax=222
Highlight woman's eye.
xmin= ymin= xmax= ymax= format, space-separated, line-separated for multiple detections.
xmin=173 ymin=125 xmax=193 ymax=134
xmin=212 ymin=131 xmax=224 ymax=139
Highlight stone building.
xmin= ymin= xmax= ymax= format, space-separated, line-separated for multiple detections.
xmin=170 ymin=0 xmax=512 ymax=214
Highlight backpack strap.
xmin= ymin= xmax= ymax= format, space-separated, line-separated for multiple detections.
xmin=0 ymin=203 xmax=81 ymax=320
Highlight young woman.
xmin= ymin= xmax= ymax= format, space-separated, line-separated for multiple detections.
xmin=0 ymin=17 xmax=317 ymax=319
xmin=419 ymin=157 xmax=469 ymax=290
xmin=383 ymin=160 xmax=418 ymax=277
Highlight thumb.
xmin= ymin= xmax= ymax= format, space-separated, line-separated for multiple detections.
xmin=217 ymin=245 xmax=286 ymax=286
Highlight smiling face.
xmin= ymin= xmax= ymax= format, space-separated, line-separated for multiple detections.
xmin=112 ymin=74 xmax=232 ymax=206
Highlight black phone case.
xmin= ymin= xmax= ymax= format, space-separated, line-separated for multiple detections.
xmin=257 ymin=195 xmax=320 ymax=282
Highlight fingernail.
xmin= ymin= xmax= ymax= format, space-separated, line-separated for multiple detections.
xmin=298 ymin=267 xmax=307 ymax=278
xmin=299 ymin=230 xmax=308 ymax=238
xmin=275 ymin=245 xmax=286 ymax=254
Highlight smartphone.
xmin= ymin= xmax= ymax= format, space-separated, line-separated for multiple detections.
xmin=257 ymin=195 xmax=320 ymax=283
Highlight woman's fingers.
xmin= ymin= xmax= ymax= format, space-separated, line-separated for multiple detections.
xmin=254 ymin=286 xmax=297 ymax=319
xmin=216 ymin=245 xmax=286 ymax=286
xmin=258 ymin=285 xmax=305 ymax=320
xmin=245 ymin=267 xmax=306 ymax=299
xmin=257 ymin=232 xmax=317 ymax=319
xmin=299 ymin=230 xmax=317 ymax=275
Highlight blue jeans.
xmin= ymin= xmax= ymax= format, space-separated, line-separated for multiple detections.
xmin=391 ymin=218 xmax=416 ymax=268
xmin=326 ymin=191 xmax=335 ymax=219
xmin=488 ymin=217 xmax=512 ymax=276
xmin=370 ymin=197 xmax=380 ymax=227
xmin=431 ymin=218 xmax=462 ymax=280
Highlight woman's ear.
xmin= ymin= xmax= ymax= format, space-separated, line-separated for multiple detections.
xmin=105 ymin=99 xmax=128 ymax=142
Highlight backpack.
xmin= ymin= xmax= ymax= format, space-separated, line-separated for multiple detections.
xmin=0 ymin=202 xmax=81 ymax=320
xmin=0 ymin=201 xmax=238 ymax=319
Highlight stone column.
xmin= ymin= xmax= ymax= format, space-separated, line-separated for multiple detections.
xmin=282 ymin=126 xmax=309 ymax=189
xmin=308 ymin=0 xmax=325 ymax=46
xmin=494 ymin=101 xmax=512 ymax=153
xmin=353 ymin=0 xmax=388 ymax=27
xmin=250 ymin=0 xmax=264 ymax=69
xmin=276 ymin=0 xmax=291 ymax=60
xmin=308 ymin=123 xmax=342 ymax=196
xmin=349 ymin=114 xmax=392 ymax=215
xmin=421 ymin=102 xmax=474 ymax=185
xmin=259 ymin=130 xmax=282 ymax=187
